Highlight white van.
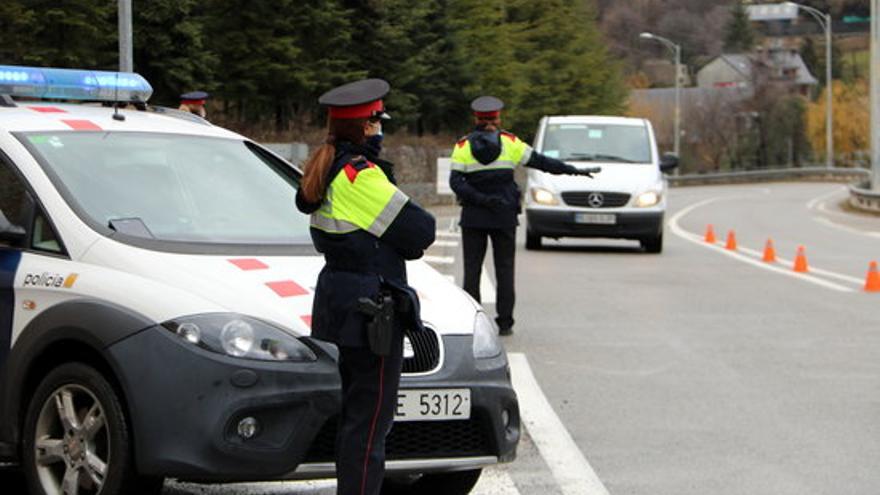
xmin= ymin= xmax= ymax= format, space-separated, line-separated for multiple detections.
xmin=524 ymin=116 xmax=678 ymax=253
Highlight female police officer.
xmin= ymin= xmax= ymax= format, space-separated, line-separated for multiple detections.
xmin=295 ymin=78 xmax=435 ymax=495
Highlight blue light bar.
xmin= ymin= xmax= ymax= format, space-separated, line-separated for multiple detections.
xmin=0 ymin=65 xmax=153 ymax=102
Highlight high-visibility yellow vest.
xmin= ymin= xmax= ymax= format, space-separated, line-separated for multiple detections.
xmin=450 ymin=132 xmax=534 ymax=173
xmin=310 ymin=162 xmax=409 ymax=237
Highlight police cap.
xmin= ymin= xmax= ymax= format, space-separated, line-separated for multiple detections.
xmin=319 ymin=78 xmax=391 ymax=120
xmin=471 ymin=96 xmax=504 ymax=118
xmin=180 ymin=91 xmax=209 ymax=102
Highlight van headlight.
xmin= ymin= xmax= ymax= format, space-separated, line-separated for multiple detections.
xmin=163 ymin=314 xmax=317 ymax=362
xmin=531 ymin=187 xmax=560 ymax=206
xmin=634 ymin=191 xmax=661 ymax=207
xmin=473 ymin=311 xmax=502 ymax=359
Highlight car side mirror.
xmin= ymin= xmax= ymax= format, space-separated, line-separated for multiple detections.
xmin=0 ymin=210 xmax=26 ymax=246
xmin=659 ymin=153 xmax=679 ymax=173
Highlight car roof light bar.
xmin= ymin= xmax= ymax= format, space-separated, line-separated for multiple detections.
xmin=0 ymin=65 xmax=153 ymax=102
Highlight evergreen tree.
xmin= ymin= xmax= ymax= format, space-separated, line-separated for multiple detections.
xmin=204 ymin=0 xmax=361 ymax=129
xmin=447 ymin=0 xmax=518 ymax=125
xmin=133 ymin=0 xmax=218 ymax=106
xmin=504 ymin=0 xmax=627 ymax=137
xmin=723 ymin=2 xmax=755 ymax=53
xmin=369 ymin=0 xmax=469 ymax=134
xmin=0 ymin=0 xmax=116 ymax=69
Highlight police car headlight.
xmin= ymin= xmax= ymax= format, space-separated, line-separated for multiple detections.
xmin=531 ymin=187 xmax=560 ymax=206
xmin=473 ymin=311 xmax=502 ymax=359
xmin=163 ymin=314 xmax=316 ymax=362
xmin=634 ymin=191 xmax=661 ymax=207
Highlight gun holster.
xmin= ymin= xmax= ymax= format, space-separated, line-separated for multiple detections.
xmin=357 ymin=292 xmax=395 ymax=357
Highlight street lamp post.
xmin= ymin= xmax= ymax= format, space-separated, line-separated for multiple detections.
xmin=786 ymin=2 xmax=834 ymax=169
xmin=640 ymin=32 xmax=682 ymax=162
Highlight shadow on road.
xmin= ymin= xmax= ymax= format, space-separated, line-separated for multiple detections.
xmin=530 ymin=244 xmax=647 ymax=254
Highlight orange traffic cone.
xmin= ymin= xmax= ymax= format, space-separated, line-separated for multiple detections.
xmin=762 ymin=239 xmax=777 ymax=263
xmin=704 ymin=224 xmax=716 ymax=244
xmin=793 ymin=246 xmax=809 ymax=273
xmin=865 ymin=261 xmax=880 ymax=292
xmin=725 ymin=230 xmax=737 ymax=251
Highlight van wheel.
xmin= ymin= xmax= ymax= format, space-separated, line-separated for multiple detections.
xmin=383 ymin=469 xmax=482 ymax=495
xmin=525 ymin=230 xmax=542 ymax=250
xmin=641 ymin=234 xmax=663 ymax=254
xmin=22 ymin=362 xmax=159 ymax=495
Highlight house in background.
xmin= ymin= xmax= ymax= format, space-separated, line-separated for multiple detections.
xmin=696 ymin=48 xmax=818 ymax=96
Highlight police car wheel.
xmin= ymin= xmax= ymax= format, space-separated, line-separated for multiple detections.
xmin=525 ymin=230 xmax=542 ymax=250
xmin=22 ymin=362 xmax=151 ymax=495
xmin=382 ymin=469 xmax=482 ymax=495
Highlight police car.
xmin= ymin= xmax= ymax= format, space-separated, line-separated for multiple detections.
xmin=0 ymin=66 xmax=519 ymax=495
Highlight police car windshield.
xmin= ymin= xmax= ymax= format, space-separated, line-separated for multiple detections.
xmin=541 ymin=124 xmax=652 ymax=164
xmin=22 ymin=132 xmax=312 ymax=245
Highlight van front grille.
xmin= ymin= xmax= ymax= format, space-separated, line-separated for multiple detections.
xmin=561 ymin=191 xmax=631 ymax=208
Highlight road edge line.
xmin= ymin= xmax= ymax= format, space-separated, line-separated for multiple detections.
xmin=508 ymin=352 xmax=610 ymax=495
xmin=668 ymin=198 xmax=854 ymax=293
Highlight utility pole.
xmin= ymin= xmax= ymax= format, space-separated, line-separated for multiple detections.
xmin=872 ymin=0 xmax=880 ymax=188
xmin=119 ymin=0 xmax=133 ymax=72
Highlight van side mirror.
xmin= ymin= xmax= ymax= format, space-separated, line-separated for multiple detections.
xmin=0 ymin=210 xmax=26 ymax=246
xmin=659 ymin=153 xmax=679 ymax=173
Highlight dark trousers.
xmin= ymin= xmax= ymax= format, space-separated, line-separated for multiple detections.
xmin=336 ymin=335 xmax=404 ymax=495
xmin=462 ymin=226 xmax=516 ymax=330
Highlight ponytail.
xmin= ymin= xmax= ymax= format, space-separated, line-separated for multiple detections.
xmin=300 ymin=141 xmax=336 ymax=203
xmin=299 ymin=117 xmax=368 ymax=203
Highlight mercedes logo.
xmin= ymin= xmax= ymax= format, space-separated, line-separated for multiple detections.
xmin=587 ymin=192 xmax=604 ymax=208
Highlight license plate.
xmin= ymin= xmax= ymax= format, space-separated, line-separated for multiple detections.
xmin=575 ymin=213 xmax=616 ymax=225
xmin=395 ymin=389 xmax=471 ymax=421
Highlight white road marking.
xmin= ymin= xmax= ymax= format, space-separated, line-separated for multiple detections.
xmin=423 ymin=255 xmax=455 ymax=265
xmin=805 ymin=186 xmax=846 ymax=210
xmin=737 ymin=245 xmax=865 ymax=285
xmin=472 ymin=467 xmax=522 ymax=495
xmin=433 ymin=240 xmax=459 ymax=247
xmin=508 ymin=353 xmax=611 ymax=495
xmin=480 ymin=265 xmax=497 ymax=304
xmin=812 ymin=215 xmax=880 ymax=239
xmin=668 ymin=198 xmax=855 ymax=293
xmin=437 ymin=231 xmax=461 ymax=239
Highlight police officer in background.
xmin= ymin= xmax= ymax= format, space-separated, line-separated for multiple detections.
xmin=295 ymin=79 xmax=435 ymax=495
xmin=178 ymin=90 xmax=209 ymax=118
xmin=449 ymin=96 xmax=598 ymax=335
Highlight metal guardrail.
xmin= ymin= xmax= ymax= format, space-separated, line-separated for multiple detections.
xmin=669 ymin=167 xmax=870 ymax=186
xmin=849 ymin=181 xmax=880 ymax=213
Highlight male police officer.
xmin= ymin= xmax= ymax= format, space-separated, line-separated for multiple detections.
xmin=449 ymin=96 xmax=598 ymax=335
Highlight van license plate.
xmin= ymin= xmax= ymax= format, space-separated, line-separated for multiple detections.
xmin=575 ymin=213 xmax=616 ymax=225
xmin=395 ymin=389 xmax=471 ymax=421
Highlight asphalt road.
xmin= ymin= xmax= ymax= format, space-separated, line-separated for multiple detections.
xmin=504 ymin=182 xmax=880 ymax=495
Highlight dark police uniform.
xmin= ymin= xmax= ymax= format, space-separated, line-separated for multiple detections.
xmin=449 ymin=96 xmax=596 ymax=334
xmin=295 ymin=79 xmax=435 ymax=495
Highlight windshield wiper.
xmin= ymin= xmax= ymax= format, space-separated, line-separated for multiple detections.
xmin=566 ymin=153 xmax=636 ymax=163
xmin=108 ymin=217 xmax=155 ymax=238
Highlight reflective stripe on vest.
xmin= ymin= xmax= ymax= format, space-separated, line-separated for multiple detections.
xmin=310 ymin=163 xmax=409 ymax=237
xmin=450 ymin=133 xmax=534 ymax=173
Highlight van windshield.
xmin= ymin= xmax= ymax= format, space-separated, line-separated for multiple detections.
xmin=21 ymin=132 xmax=312 ymax=246
xmin=540 ymin=123 xmax=652 ymax=164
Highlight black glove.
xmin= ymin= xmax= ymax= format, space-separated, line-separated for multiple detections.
xmin=567 ymin=166 xmax=601 ymax=178
xmin=484 ymin=196 xmax=508 ymax=212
